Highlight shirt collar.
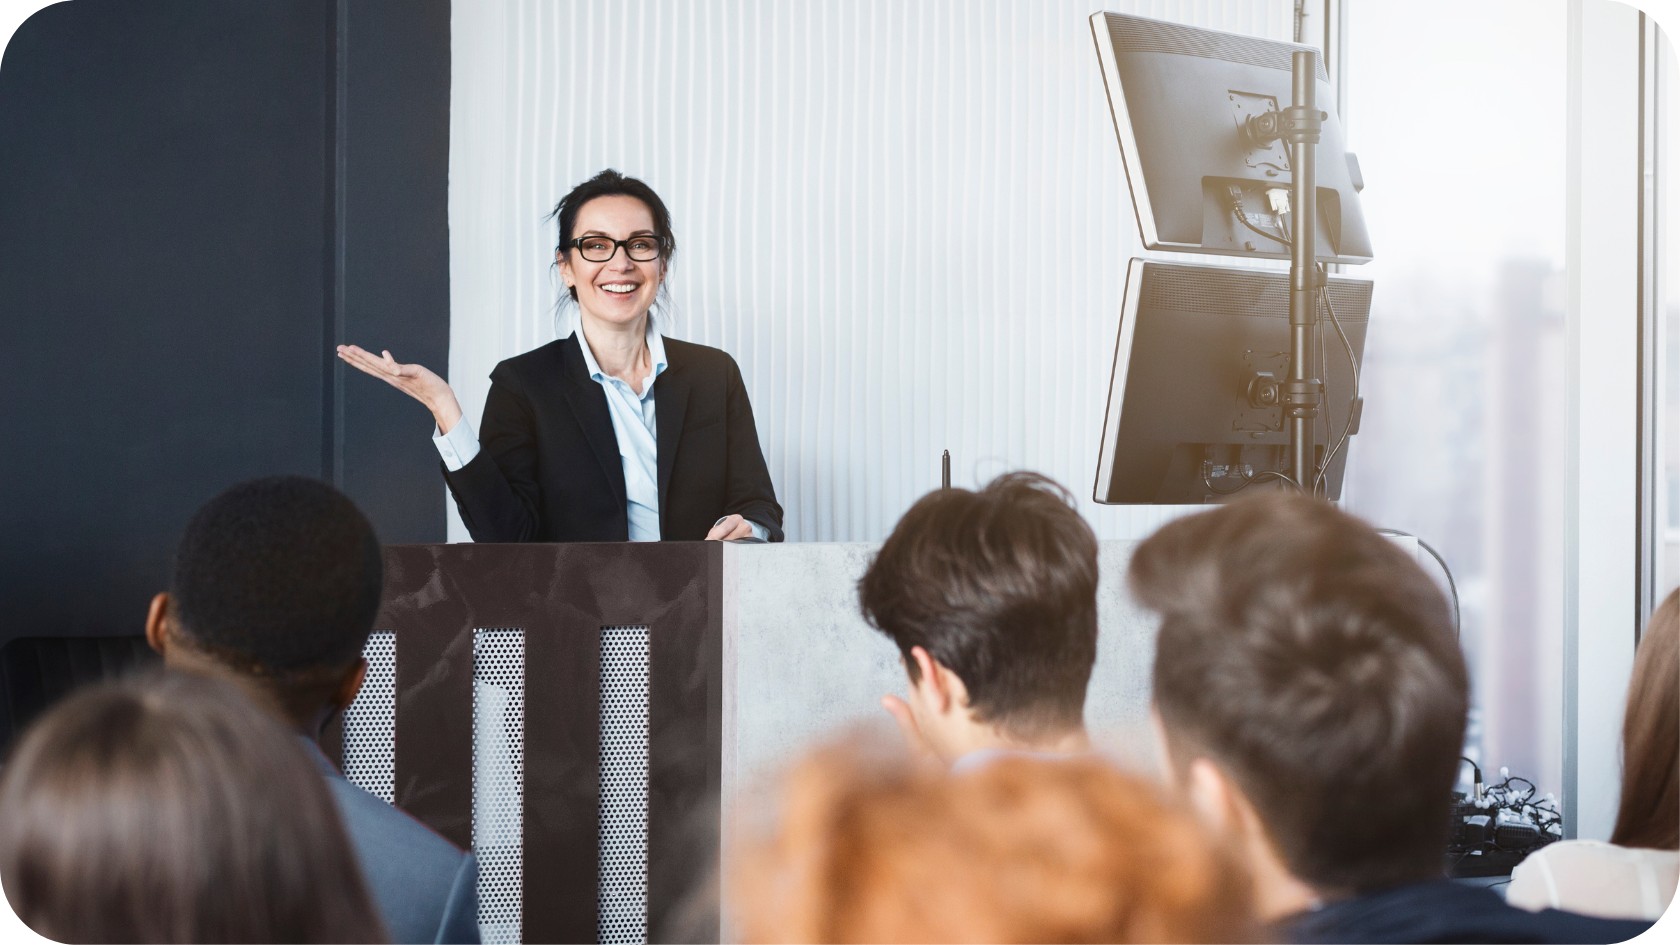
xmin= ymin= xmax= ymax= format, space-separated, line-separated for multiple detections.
xmin=578 ymin=320 xmax=667 ymax=384
xmin=298 ymin=733 xmax=343 ymax=779
xmin=949 ymin=745 xmax=1083 ymax=774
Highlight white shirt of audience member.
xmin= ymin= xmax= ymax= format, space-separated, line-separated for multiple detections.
xmin=1506 ymin=839 xmax=1679 ymax=922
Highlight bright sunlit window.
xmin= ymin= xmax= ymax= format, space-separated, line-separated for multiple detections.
xmin=1658 ymin=30 xmax=1680 ymax=606
xmin=1342 ymin=0 xmax=1568 ymax=797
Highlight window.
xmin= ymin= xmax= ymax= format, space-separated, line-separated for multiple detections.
xmin=1342 ymin=0 xmax=1569 ymax=796
xmin=1655 ymin=29 xmax=1680 ymax=605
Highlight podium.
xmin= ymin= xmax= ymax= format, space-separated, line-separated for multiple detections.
xmin=322 ymin=542 xmax=723 ymax=944
xmin=320 ymin=539 xmax=1180 ymax=944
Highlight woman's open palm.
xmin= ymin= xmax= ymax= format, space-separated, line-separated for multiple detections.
xmin=335 ymin=344 xmax=463 ymax=431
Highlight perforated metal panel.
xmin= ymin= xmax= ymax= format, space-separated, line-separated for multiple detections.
xmin=342 ymin=631 xmax=396 ymax=803
xmin=473 ymin=629 xmax=526 ymax=945
xmin=598 ymin=625 xmax=651 ymax=944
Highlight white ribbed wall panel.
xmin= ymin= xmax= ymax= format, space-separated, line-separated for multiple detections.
xmin=449 ymin=1 xmax=1296 ymax=542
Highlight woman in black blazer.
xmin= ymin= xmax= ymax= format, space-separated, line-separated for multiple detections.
xmin=336 ymin=170 xmax=783 ymax=543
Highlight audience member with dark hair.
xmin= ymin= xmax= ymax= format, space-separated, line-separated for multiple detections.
xmin=146 ymin=475 xmax=479 ymax=944
xmin=858 ymin=471 xmax=1098 ymax=765
xmin=1508 ymin=586 xmax=1679 ymax=921
xmin=0 ymin=670 xmax=387 ymax=943
xmin=1129 ymin=493 xmax=1651 ymax=944
xmin=729 ymin=732 xmax=1257 ymax=943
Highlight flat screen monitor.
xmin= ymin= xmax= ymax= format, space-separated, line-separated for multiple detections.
xmin=1090 ymin=12 xmax=1373 ymax=265
xmin=1094 ymin=259 xmax=1373 ymax=504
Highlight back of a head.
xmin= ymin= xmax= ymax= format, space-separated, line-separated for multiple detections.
xmin=1129 ymin=493 xmax=1468 ymax=893
xmin=858 ymin=472 xmax=1099 ymax=742
xmin=0 ymin=669 xmax=386 ymax=943
xmin=729 ymin=734 xmax=1255 ymax=943
xmin=1612 ymin=587 xmax=1680 ymax=849
xmin=171 ymin=475 xmax=382 ymax=683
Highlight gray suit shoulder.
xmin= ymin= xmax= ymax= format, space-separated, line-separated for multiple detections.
xmin=323 ymin=774 xmax=481 ymax=945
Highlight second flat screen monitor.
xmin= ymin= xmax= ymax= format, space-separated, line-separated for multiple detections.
xmin=1094 ymin=259 xmax=1373 ymax=504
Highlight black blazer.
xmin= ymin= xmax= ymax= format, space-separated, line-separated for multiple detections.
xmin=443 ymin=334 xmax=784 ymax=542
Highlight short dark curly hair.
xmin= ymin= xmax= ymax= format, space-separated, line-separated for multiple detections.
xmin=858 ymin=472 xmax=1099 ymax=741
xmin=170 ymin=476 xmax=382 ymax=678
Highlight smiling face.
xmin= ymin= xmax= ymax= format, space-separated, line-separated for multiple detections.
xmin=558 ymin=194 xmax=665 ymax=333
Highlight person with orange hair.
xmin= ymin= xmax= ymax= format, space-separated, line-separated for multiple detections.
xmin=728 ymin=733 xmax=1256 ymax=944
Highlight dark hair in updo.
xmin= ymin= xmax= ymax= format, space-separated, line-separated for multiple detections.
xmin=549 ymin=169 xmax=677 ymax=304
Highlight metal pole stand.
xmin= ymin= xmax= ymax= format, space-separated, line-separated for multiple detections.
xmin=1282 ymin=51 xmax=1326 ymax=494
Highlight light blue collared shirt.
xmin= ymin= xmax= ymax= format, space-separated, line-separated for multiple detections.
xmin=434 ymin=325 xmax=767 ymax=542
xmin=575 ymin=325 xmax=668 ymax=541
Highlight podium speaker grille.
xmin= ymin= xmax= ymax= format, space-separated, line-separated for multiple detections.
xmin=473 ymin=628 xmax=526 ymax=944
xmin=598 ymin=625 xmax=650 ymax=944
xmin=342 ymin=631 xmax=396 ymax=803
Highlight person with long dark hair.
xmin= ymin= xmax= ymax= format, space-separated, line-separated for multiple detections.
xmin=0 ymin=670 xmax=388 ymax=943
xmin=1508 ymin=587 xmax=1679 ymax=921
xmin=337 ymin=169 xmax=783 ymax=543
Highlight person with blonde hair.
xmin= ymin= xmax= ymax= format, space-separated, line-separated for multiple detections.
xmin=728 ymin=734 xmax=1256 ymax=944
xmin=1508 ymin=587 xmax=1680 ymax=921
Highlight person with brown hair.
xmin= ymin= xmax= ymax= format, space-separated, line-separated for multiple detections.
xmin=857 ymin=471 xmax=1098 ymax=765
xmin=1508 ymin=587 xmax=1680 ymax=921
xmin=0 ymin=669 xmax=387 ymax=943
xmin=728 ymin=733 xmax=1257 ymax=943
xmin=1130 ymin=493 xmax=1651 ymax=944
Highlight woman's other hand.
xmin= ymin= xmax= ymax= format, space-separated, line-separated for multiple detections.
xmin=336 ymin=345 xmax=464 ymax=434
xmin=705 ymin=513 xmax=755 ymax=541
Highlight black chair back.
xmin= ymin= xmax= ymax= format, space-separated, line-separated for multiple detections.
xmin=0 ymin=635 xmax=159 ymax=754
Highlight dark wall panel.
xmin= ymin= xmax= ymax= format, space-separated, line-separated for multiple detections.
xmin=339 ymin=0 xmax=452 ymax=542
xmin=0 ymin=0 xmax=449 ymax=646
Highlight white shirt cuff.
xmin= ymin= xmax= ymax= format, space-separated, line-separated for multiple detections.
xmin=432 ymin=416 xmax=481 ymax=472
xmin=713 ymin=516 xmax=770 ymax=542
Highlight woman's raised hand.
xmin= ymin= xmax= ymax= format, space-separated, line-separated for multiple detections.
xmin=335 ymin=344 xmax=465 ymax=434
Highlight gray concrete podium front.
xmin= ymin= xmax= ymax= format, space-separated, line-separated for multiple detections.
xmin=719 ymin=540 xmax=1164 ymax=800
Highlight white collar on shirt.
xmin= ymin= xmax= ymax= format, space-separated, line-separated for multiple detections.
xmin=577 ymin=320 xmax=668 ymax=388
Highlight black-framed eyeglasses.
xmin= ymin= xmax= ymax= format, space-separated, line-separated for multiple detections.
xmin=566 ymin=235 xmax=666 ymax=263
